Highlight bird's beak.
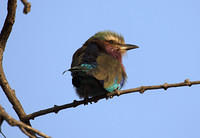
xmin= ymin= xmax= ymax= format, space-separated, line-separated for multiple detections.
xmin=120 ymin=44 xmax=139 ymax=51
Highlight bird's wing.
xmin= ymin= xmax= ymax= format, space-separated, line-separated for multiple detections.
xmin=71 ymin=42 xmax=99 ymax=68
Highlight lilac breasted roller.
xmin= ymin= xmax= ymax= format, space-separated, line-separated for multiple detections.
xmin=68 ymin=31 xmax=139 ymax=99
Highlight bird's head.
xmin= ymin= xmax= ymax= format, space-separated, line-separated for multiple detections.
xmin=89 ymin=31 xmax=139 ymax=55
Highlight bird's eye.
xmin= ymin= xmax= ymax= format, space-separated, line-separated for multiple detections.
xmin=108 ymin=40 xmax=114 ymax=44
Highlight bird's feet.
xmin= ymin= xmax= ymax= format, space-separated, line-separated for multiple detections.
xmin=106 ymin=93 xmax=113 ymax=100
xmin=83 ymin=97 xmax=92 ymax=105
xmin=83 ymin=97 xmax=89 ymax=105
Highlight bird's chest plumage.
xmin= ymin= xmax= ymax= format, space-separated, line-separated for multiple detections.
xmin=91 ymin=53 xmax=126 ymax=91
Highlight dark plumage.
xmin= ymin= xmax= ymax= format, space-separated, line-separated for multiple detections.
xmin=68 ymin=31 xmax=138 ymax=99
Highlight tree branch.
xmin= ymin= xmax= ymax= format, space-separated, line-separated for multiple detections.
xmin=0 ymin=1 xmax=38 ymax=137
xmin=0 ymin=116 xmax=6 ymax=138
xmin=20 ymin=0 xmax=31 ymax=14
xmin=0 ymin=0 xmax=17 ymax=47
xmin=20 ymin=127 xmax=36 ymax=138
xmin=0 ymin=105 xmax=50 ymax=138
xmin=25 ymin=79 xmax=200 ymax=120
xmin=0 ymin=0 xmax=30 ymax=123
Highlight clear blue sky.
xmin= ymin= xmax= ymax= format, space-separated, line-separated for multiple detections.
xmin=0 ymin=0 xmax=200 ymax=137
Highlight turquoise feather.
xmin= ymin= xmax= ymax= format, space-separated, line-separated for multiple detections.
xmin=81 ymin=63 xmax=123 ymax=92
xmin=80 ymin=64 xmax=96 ymax=71
xmin=105 ymin=79 xmax=121 ymax=92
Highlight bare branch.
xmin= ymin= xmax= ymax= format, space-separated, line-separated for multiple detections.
xmin=20 ymin=127 xmax=36 ymax=138
xmin=0 ymin=0 xmax=29 ymax=123
xmin=20 ymin=0 xmax=31 ymax=14
xmin=0 ymin=105 xmax=50 ymax=138
xmin=0 ymin=130 xmax=6 ymax=138
xmin=0 ymin=59 xmax=28 ymax=121
xmin=0 ymin=117 xmax=6 ymax=138
xmin=0 ymin=1 xmax=37 ymax=137
xmin=0 ymin=0 xmax=17 ymax=47
xmin=25 ymin=79 xmax=200 ymax=120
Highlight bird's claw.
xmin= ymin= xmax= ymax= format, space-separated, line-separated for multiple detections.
xmin=83 ymin=97 xmax=89 ymax=105
xmin=105 ymin=94 xmax=113 ymax=100
xmin=83 ymin=97 xmax=92 ymax=105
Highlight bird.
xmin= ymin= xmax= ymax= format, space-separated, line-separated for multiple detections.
xmin=67 ymin=31 xmax=139 ymax=100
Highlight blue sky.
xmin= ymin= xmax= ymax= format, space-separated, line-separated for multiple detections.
xmin=0 ymin=0 xmax=200 ymax=137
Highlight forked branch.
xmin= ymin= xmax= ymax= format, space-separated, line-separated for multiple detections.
xmin=0 ymin=0 xmax=29 ymax=124
xmin=0 ymin=105 xmax=50 ymax=138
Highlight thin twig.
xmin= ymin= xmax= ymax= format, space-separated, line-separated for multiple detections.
xmin=25 ymin=79 xmax=200 ymax=120
xmin=0 ymin=116 xmax=6 ymax=138
xmin=0 ymin=128 xmax=6 ymax=138
xmin=20 ymin=0 xmax=31 ymax=14
xmin=0 ymin=105 xmax=50 ymax=138
xmin=20 ymin=127 xmax=36 ymax=138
